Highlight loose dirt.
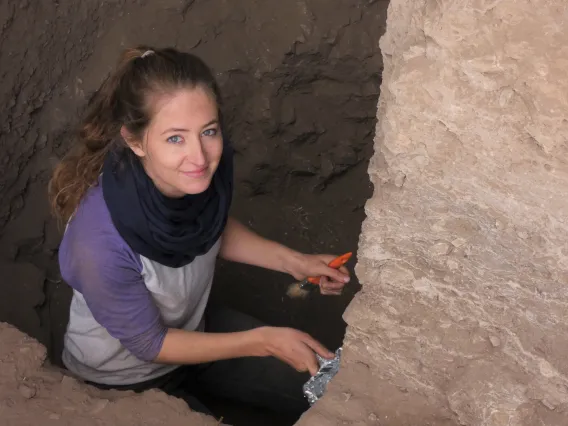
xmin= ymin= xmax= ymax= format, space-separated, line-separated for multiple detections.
xmin=0 ymin=0 xmax=388 ymax=424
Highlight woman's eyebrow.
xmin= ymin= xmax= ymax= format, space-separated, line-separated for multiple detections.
xmin=161 ymin=127 xmax=189 ymax=135
xmin=202 ymin=119 xmax=219 ymax=128
xmin=161 ymin=120 xmax=218 ymax=135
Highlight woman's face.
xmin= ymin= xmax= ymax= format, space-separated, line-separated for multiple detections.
xmin=125 ymin=86 xmax=223 ymax=197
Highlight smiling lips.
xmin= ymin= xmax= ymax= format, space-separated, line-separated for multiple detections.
xmin=182 ymin=166 xmax=208 ymax=178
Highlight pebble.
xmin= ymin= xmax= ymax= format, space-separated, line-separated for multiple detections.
xmin=542 ymin=399 xmax=556 ymax=410
xmin=89 ymin=399 xmax=109 ymax=415
xmin=429 ymin=242 xmax=451 ymax=256
xmin=517 ymin=230 xmax=529 ymax=239
xmin=393 ymin=172 xmax=406 ymax=188
xmin=489 ymin=336 xmax=501 ymax=347
xmin=18 ymin=384 xmax=36 ymax=399
xmin=446 ymin=259 xmax=459 ymax=270
xmin=451 ymin=238 xmax=466 ymax=248
xmin=60 ymin=375 xmax=76 ymax=388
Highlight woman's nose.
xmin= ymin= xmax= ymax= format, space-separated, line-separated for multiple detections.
xmin=185 ymin=136 xmax=206 ymax=166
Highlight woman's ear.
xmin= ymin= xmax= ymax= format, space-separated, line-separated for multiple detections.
xmin=121 ymin=126 xmax=146 ymax=158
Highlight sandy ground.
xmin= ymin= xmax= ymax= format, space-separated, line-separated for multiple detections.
xmin=0 ymin=322 xmax=224 ymax=426
xmin=0 ymin=0 xmax=388 ymax=424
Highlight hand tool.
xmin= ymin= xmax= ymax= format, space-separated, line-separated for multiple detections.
xmin=286 ymin=252 xmax=352 ymax=299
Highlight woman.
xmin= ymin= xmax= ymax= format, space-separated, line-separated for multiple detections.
xmin=48 ymin=46 xmax=350 ymax=417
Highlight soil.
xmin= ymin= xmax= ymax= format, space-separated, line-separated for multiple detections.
xmin=0 ymin=0 xmax=388 ymax=424
xmin=1 ymin=322 xmax=224 ymax=426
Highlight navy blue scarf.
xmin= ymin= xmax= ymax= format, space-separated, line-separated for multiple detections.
xmin=102 ymin=143 xmax=233 ymax=268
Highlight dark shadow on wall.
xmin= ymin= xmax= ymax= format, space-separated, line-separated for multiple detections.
xmin=0 ymin=1 xmax=389 ymax=425
xmin=213 ymin=49 xmax=382 ymax=352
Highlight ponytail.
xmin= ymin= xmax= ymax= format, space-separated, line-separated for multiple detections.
xmin=49 ymin=47 xmax=153 ymax=223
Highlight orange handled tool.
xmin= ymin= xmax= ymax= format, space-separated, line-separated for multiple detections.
xmin=305 ymin=252 xmax=353 ymax=286
xmin=287 ymin=252 xmax=353 ymax=299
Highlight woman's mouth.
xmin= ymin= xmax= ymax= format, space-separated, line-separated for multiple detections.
xmin=182 ymin=166 xmax=208 ymax=178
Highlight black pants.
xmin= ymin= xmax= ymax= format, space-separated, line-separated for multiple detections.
xmin=89 ymin=305 xmax=311 ymax=417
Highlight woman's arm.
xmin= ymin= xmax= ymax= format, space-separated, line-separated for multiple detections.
xmin=155 ymin=326 xmax=333 ymax=376
xmin=69 ymin=228 xmax=334 ymax=376
xmin=156 ymin=327 xmax=262 ymax=364
xmin=219 ymin=217 xmax=301 ymax=275
xmin=219 ymin=217 xmax=350 ymax=288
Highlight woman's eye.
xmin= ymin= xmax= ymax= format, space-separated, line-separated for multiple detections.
xmin=167 ymin=135 xmax=183 ymax=144
xmin=202 ymin=128 xmax=218 ymax=137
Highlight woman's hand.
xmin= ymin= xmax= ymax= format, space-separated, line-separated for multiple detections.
xmin=219 ymin=218 xmax=350 ymax=295
xmin=285 ymin=253 xmax=351 ymax=296
xmin=255 ymin=326 xmax=334 ymax=376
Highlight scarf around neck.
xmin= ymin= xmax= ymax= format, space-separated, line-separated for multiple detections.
xmin=101 ymin=143 xmax=233 ymax=268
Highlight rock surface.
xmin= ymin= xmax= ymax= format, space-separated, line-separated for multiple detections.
xmin=0 ymin=322 xmax=222 ymax=425
xmin=299 ymin=1 xmax=568 ymax=425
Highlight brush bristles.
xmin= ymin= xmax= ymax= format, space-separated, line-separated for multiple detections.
xmin=286 ymin=282 xmax=311 ymax=299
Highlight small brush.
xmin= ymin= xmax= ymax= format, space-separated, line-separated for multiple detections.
xmin=286 ymin=252 xmax=353 ymax=299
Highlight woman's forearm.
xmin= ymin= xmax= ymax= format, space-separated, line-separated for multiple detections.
xmin=155 ymin=325 xmax=334 ymax=376
xmin=155 ymin=327 xmax=265 ymax=365
xmin=218 ymin=217 xmax=350 ymax=286
xmin=219 ymin=217 xmax=301 ymax=275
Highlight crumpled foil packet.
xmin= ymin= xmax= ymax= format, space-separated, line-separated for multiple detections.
xmin=303 ymin=347 xmax=342 ymax=405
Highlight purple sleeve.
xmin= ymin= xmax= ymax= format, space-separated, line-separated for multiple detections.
xmin=61 ymin=235 xmax=167 ymax=362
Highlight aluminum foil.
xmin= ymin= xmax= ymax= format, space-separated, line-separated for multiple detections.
xmin=303 ymin=347 xmax=342 ymax=405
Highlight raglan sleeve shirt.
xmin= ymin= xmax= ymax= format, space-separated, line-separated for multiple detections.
xmin=60 ymin=228 xmax=168 ymax=363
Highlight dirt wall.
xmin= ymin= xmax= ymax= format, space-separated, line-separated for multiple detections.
xmin=298 ymin=1 xmax=568 ymax=425
xmin=0 ymin=0 xmax=387 ymax=366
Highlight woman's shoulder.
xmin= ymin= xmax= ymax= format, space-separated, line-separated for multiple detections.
xmin=59 ymin=183 xmax=143 ymax=278
xmin=65 ymin=182 xmax=114 ymax=238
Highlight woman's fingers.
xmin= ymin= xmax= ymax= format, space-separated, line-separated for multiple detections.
xmin=324 ymin=265 xmax=350 ymax=283
xmin=321 ymin=285 xmax=343 ymax=295
xmin=321 ymin=280 xmax=344 ymax=290
xmin=301 ymin=332 xmax=334 ymax=360
xmin=265 ymin=327 xmax=333 ymax=376
xmin=305 ymin=353 xmax=320 ymax=376
xmin=311 ymin=255 xmax=350 ymax=283
xmin=321 ymin=289 xmax=343 ymax=296
xmin=319 ymin=276 xmax=345 ymax=296
xmin=293 ymin=334 xmax=329 ymax=375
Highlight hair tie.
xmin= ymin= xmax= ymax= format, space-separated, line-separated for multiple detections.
xmin=141 ymin=50 xmax=154 ymax=58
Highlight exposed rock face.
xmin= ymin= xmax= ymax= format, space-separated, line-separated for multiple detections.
xmin=299 ymin=1 xmax=568 ymax=425
xmin=0 ymin=322 xmax=221 ymax=425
